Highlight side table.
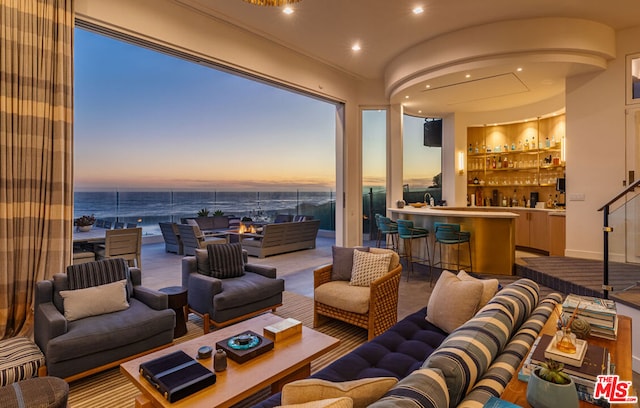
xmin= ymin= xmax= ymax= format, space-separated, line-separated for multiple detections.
xmin=159 ymin=286 xmax=188 ymax=338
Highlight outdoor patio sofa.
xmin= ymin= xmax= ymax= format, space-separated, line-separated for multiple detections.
xmin=253 ymin=276 xmax=562 ymax=408
xmin=241 ymin=219 xmax=321 ymax=258
xmin=34 ymin=259 xmax=175 ymax=381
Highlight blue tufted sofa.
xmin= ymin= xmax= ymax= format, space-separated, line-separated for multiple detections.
xmin=252 ymin=278 xmax=562 ymax=408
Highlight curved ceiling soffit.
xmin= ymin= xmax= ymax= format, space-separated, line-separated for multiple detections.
xmin=384 ymin=17 xmax=617 ymax=100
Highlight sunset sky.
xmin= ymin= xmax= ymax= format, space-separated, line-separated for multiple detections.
xmin=74 ymin=28 xmax=439 ymax=192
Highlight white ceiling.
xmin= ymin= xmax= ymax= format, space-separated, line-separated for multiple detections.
xmin=175 ymin=0 xmax=640 ymax=116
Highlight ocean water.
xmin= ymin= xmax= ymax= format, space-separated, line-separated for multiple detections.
xmin=74 ymin=191 xmax=337 ymax=235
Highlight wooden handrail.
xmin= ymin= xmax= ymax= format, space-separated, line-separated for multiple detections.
xmin=598 ymin=179 xmax=640 ymax=211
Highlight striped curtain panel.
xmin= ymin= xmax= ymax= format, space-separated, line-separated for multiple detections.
xmin=0 ymin=0 xmax=74 ymax=338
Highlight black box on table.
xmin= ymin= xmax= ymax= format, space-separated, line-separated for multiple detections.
xmin=139 ymin=350 xmax=216 ymax=403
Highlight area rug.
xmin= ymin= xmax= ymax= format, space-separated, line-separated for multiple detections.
xmin=67 ymin=291 xmax=367 ymax=408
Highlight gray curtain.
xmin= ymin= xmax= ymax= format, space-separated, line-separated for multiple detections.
xmin=0 ymin=0 xmax=74 ymax=337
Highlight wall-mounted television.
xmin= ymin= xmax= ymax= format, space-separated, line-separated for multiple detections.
xmin=423 ymin=118 xmax=442 ymax=147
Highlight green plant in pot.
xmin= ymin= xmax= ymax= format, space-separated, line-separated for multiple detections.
xmin=197 ymin=208 xmax=210 ymax=217
xmin=526 ymin=359 xmax=579 ymax=408
xmin=213 ymin=210 xmax=224 ymax=216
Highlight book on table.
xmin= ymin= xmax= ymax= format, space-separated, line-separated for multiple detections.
xmin=562 ymin=294 xmax=617 ymax=321
xmin=530 ymin=334 xmax=608 ymax=382
xmin=519 ymin=336 xmax=613 ymax=408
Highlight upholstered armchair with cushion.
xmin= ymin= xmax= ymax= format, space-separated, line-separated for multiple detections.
xmin=181 ymin=242 xmax=285 ymax=333
xmin=314 ymin=247 xmax=402 ymax=340
xmin=34 ymin=259 xmax=175 ymax=381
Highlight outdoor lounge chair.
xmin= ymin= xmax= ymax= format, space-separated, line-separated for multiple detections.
xmin=176 ymin=223 xmax=226 ymax=256
xmin=159 ymin=222 xmax=183 ymax=254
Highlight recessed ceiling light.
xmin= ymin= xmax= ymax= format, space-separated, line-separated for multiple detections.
xmin=517 ymin=67 xmax=523 ymax=72
xmin=465 ymin=74 xmax=471 ymax=78
xmin=405 ymin=95 xmax=410 ymax=99
xmin=418 ymin=110 xmax=423 ymax=113
xmin=425 ymin=84 xmax=431 ymax=89
xmin=351 ymin=43 xmax=361 ymax=51
xmin=282 ymin=7 xmax=294 ymax=14
xmin=412 ymin=6 xmax=424 ymax=14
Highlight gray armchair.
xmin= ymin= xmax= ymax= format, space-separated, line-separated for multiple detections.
xmin=181 ymin=243 xmax=285 ymax=333
xmin=34 ymin=259 xmax=175 ymax=381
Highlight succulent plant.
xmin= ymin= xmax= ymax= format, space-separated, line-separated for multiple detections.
xmin=537 ymin=359 xmax=572 ymax=384
xmin=213 ymin=210 xmax=225 ymax=216
xmin=197 ymin=208 xmax=210 ymax=217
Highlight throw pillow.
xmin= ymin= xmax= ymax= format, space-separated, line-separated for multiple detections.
xmin=331 ymin=246 xmax=369 ymax=281
xmin=281 ymin=377 xmax=397 ymax=408
xmin=349 ymin=250 xmax=392 ymax=287
xmin=457 ymin=270 xmax=499 ymax=309
xmin=277 ymin=397 xmax=353 ymax=408
xmin=59 ymin=279 xmax=129 ymax=322
xmin=425 ymin=270 xmax=483 ymax=333
xmin=207 ymin=242 xmax=245 ymax=279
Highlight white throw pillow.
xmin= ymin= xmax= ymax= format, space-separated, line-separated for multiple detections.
xmin=426 ymin=271 xmax=483 ymax=333
xmin=349 ymin=250 xmax=392 ymax=287
xmin=281 ymin=377 xmax=398 ymax=408
xmin=457 ymin=270 xmax=499 ymax=309
xmin=59 ymin=279 xmax=129 ymax=321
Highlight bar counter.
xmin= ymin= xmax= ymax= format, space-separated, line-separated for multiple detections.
xmin=388 ymin=206 xmax=518 ymax=275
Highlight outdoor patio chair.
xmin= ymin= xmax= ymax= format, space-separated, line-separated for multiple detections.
xmin=158 ymin=222 xmax=183 ymax=254
xmin=95 ymin=227 xmax=142 ymax=269
xmin=176 ymin=223 xmax=227 ymax=256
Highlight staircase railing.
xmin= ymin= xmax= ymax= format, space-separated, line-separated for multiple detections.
xmin=597 ymin=179 xmax=640 ymax=298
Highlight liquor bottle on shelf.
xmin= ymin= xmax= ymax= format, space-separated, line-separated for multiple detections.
xmin=545 ymin=137 xmax=550 ymax=148
xmin=468 ymin=143 xmax=473 ymax=153
xmin=524 ymin=139 xmax=530 ymax=151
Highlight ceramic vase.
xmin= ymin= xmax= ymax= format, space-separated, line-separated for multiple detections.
xmin=214 ymin=349 xmax=227 ymax=372
xmin=526 ymin=368 xmax=579 ymax=408
xmin=76 ymin=225 xmax=92 ymax=232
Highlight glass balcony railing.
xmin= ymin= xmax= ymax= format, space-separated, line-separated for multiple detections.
xmin=74 ymin=190 xmax=337 ymax=236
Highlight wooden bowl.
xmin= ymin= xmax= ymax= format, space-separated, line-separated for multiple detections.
xmin=409 ymin=202 xmax=427 ymax=208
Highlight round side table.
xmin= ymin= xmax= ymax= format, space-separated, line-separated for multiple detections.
xmin=159 ymin=286 xmax=188 ymax=338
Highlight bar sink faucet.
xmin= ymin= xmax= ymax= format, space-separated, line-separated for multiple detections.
xmin=424 ymin=192 xmax=434 ymax=207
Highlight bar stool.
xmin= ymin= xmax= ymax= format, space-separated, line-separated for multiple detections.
xmin=374 ymin=214 xmax=398 ymax=251
xmin=432 ymin=222 xmax=472 ymax=273
xmin=396 ymin=219 xmax=432 ymax=282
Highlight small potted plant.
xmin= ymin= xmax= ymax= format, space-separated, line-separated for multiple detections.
xmin=526 ymin=359 xmax=579 ymax=408
xmin=75 ymin=214 xmax=96 ymax=232
xmin=197 ymin=208 xmax=210 ymax=217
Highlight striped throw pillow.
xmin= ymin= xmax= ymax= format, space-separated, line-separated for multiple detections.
xmin=65 ymin=258 xmax=131 ymax=299
xmin=0 ymin=337 xmax=45 ymax=387
xmin=207 ymin=242 xmax=245 ymax=278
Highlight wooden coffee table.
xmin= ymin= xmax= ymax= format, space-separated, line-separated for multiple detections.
xmin=120 ymin=313 xmax=340 ymax=408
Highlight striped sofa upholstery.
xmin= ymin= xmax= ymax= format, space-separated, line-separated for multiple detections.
xmin=422 ymin=278 xmax=548 ymax=408
xmin=369 ymin=368 xmax=450 ymax=408
xmin=0 ymin=337 xmax=45 ymax=387
xmin=458 ymin=293 xmax=563 ymax=407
